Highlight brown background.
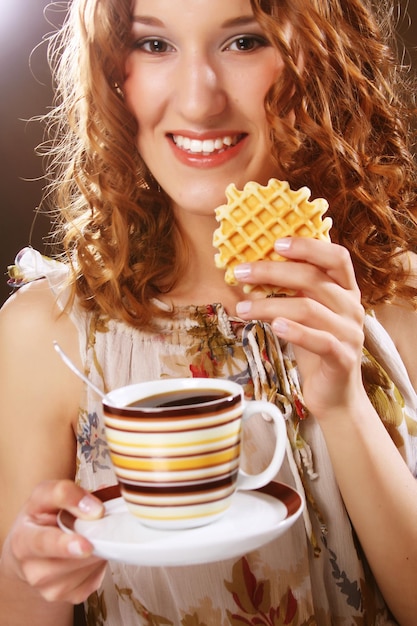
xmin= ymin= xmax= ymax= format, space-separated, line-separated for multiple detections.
xmin=1 ymin=0 xmax=416 ymax=305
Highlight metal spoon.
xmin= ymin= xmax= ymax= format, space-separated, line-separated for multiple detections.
xmin=53 ymin=340 xmax=105 ymax=399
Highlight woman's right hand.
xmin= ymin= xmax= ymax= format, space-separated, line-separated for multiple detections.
xmin=2 ymin=479 xmax=107 ymax=605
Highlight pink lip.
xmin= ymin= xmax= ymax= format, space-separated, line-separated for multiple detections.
xmin=167 ymin=132 xmax=248 ymax=169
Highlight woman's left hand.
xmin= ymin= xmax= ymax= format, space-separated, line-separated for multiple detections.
xmin=234 ymin=237 xmax=366 ymax=418
xmin=233 ymin=237 xmax=417 ymax=626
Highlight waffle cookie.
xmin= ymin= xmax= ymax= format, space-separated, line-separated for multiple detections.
xmin=213 ymin=178 xmax=332 ymax=296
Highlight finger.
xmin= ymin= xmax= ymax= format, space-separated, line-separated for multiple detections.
xmin=24 ymin=556 xmax=107 ymax=604
xmin=62 ymin=561 xmax=107 ymax=605
xmin=237 ymin=260 xmax=357 ymax=314
xmin=43 ymin=560 xmax=108 ymax=604
xmin=236 ymin=294 xmax=364 ymax=339
xmin=271 ymin=316 xmax=364 ymax=373
xmin=26 ymin=480 xmax=104 ymax=521
xmin=12 ymin=520 xmax=95 ymax=561
xmin=273 ymin=238 xmax=359 ymax=293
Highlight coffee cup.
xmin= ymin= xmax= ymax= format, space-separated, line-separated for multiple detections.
xmin=102 ymin=378 xmax=287 ymax=529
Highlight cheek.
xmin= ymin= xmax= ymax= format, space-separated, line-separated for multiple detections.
xmin=123 ymin=70 xmax=140 ymax=122
xmin=254 ymin=53 xmax=285 ymax=107
xmin=248 ymin=57 xmax=285 ymax=121
xmin=124 ymin=73 xmax=171 ymax=144
xmin=123 ymin=59 xmax=160 ymax=124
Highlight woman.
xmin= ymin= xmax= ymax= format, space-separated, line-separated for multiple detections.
xmin=1 ymin=0 xmax=417 ymax=624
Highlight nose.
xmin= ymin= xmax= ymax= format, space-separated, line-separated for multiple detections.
xmin=173 ymin=51 xmax=227 ymax=123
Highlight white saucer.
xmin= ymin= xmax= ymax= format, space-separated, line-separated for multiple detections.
xmin=58 ymin=482 xmax=303 ymax=567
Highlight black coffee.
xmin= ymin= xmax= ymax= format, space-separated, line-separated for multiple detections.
xmin=128 ymin=388 xmax=231 ymax=408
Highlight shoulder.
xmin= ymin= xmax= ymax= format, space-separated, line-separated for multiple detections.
xmin=1 ymin=278 xmax=63 ymax=326
xmin=373 ymin=252 xmax=417 ymax=390
xmin=0 ymin=279 xmax=75 ymax=347
xmin=0 ymin=279 xmax=83 ymax=425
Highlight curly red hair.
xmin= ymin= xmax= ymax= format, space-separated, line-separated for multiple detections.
xmin=252 ymin=0 xmax=417 ymax=305
xmin=43 ymin=0 xmax=417 ymax=326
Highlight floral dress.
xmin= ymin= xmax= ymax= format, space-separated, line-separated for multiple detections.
xmin=9 ymin=249 xmax=417 ymax=626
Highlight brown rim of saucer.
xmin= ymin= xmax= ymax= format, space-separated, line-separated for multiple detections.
xmin=91 ymin=481 xmax=302 ymax=518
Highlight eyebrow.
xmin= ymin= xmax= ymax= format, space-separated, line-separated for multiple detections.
xmin=221 ymin=15 xmax=259 ymax=28
xmin=131 ymin=16 xmax=164 ymax=27
xmin=131 ymin=15 xmax=258 ymax=29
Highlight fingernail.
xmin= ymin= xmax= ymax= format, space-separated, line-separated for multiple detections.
xmin=274 ymin=238 xmax=292 ymax=252
xmin=272 ymin=319 xmax=289 ymax=336
xmin=78 ymin=495 xmax=103 ymax=516
xmin=234 ymin=264 xmax=252 ymax=280
xmin=68 ymin=540 xmax=88 ymax=556
xmin=236 ymin=300 xmax=252 ymax=316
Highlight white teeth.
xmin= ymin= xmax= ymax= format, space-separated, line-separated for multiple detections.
xmin=190 ymin=139 xmax=204 ymax=153
xmin=202 ymin=139 xmax=215 ymax=153
xmin=172 ymin=134 xmax=239 ymax=154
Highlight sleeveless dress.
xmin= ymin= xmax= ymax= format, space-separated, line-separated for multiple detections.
xmin=9 ymin=248 xmax=417 ymax=626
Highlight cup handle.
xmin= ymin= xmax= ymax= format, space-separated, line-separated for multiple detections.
xmin=235 ymin=400 xmax=287 ymax=491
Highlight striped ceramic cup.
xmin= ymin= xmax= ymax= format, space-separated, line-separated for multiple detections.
xmin=102 ymin=378 xmax=287 ymax=529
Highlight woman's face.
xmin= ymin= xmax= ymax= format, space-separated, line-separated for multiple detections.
xmin=124 ymin=0 xmax=284 ymax=216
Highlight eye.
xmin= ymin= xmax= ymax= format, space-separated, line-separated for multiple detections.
xmin=132 ymin=38 xmax=175 ymax=54
xmin=225 ymin=35 xmax=269 ymax=52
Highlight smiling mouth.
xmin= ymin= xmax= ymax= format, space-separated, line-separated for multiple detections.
xmin=171 ymin=134 xmax=245 ymax=155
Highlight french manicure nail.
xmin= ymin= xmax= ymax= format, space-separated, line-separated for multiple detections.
xmin=236 ymin=300 xmax=252 ymax=316
xmin=272 ymin=319 xmax=289 ymax=336
xmin=68 ymin=540 xmax=87 ymax=556
xmin=233 ymin=264 xmax=252 ymax=280
xmin=78 ymin=495 xmax=103 ymax=516
xmin=274 ymin=238 xmax=292 ymax=252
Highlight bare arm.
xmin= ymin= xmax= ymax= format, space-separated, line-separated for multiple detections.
xmin=0 ymin=281 xmax=105 ymax=626
xmin=373 ymin=251 xmax=417 ymax=391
